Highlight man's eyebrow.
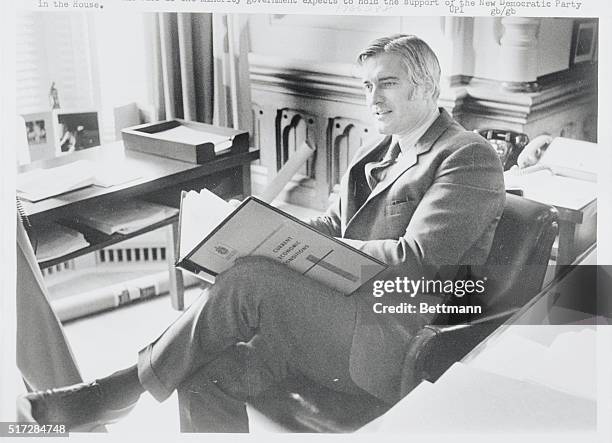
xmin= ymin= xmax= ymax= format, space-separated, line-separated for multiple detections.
xmin=363 ymin=75 xmax=400 ymax=83
xmin=378 ymin=75 xmax=400 ymax=81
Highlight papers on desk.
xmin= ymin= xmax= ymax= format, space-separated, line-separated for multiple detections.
xmin=155 ymin=126 xmax=233 ymax=154
xmin=17 ymin=161 xmax=95 ymax=202
xmin=34 ymin=223 xmax=90 ymax=262
xmin=504 ymin=168 xmax=596 ymax=211
xmin=360 ymin=326 xmax=597 ymax=433
xmin=92 ymin=163 xmax=143 ymax=188
xmin=537 ymin=137 xmax=597 ymax=181
xmin=17 ymin=160 xmax=142 ymax=202
xmin=74 ymin=200 xmax=178 ymax=235
xmin=504 ymin=137 xmax=597 ymax=211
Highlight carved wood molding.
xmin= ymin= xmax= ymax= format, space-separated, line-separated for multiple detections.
xmin=249 ymin=54 xmax=364 ymax=104
xmin=463 ymin=75 xmax=596 ymax=124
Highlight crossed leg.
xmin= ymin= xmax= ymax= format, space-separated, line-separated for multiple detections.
xmin=138 ymin=256 xmax=372 ymax=432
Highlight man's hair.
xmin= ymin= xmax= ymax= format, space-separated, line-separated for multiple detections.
xmin=357 ymin=34 xmax=441 ymax=101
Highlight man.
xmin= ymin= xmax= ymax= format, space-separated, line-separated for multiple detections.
xmin=22 ymin=34 xmax=505 ymax=432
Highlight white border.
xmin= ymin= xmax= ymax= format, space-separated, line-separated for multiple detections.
xmin=2 ymin=2 xmax=611 ymax=443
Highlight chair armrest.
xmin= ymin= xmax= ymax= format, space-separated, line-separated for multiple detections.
xmin=400 ymin=309 xmax=517 ymax=397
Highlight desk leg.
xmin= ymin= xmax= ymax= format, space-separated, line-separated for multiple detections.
xmin=555 ymin=220 xmax=576 ymax=274
xmin=166 ymin=221 xmax=185 ymax=311
xmin=241 ymin=163 xmax=252 ymax=197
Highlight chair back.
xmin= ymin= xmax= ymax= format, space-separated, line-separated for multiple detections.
xmin=474 ymin=193 xmax=558 ymax=312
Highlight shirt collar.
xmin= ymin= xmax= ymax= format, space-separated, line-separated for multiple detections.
xmin=392 ymin=108 xmax=440 ymax=155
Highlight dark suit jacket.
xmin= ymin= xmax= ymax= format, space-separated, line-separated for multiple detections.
xmin=309 ymin=109 xmax=505 ymax=403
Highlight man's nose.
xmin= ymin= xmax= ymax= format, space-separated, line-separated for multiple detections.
xmin=368 ymin=87 xmax=383 ymax=106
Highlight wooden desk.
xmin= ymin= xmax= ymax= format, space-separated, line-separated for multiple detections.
xmin=554 ymin=199 xmax=596 ymax=268
xmin=505 ymin=173 xmax=597 ymax=270
xmin=359 ymin=249 xmax=601 ymax=434
xmin=463 ymin=244 xmax=601 ymax=363
xmin=19 ymin=141 xmax=259 ymax=310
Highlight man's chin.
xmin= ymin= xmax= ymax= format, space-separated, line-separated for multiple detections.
xmin=374 ymin=124 xmax=393 ymax=135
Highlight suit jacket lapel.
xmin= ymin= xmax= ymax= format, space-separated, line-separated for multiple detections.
xmin=354 ymin=109 xmax=455 ymax=214
xmin=342 ymin=136 xmax=391 ymax=228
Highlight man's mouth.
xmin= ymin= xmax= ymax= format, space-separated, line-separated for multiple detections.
xmin=374 ymin=110 xmax=391 ymax=118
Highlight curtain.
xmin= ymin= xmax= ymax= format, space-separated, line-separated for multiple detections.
xmin=151 ymin=12 xmax=252 ymax=132
xmin=16 ymin=219 xmax=82 ymax=391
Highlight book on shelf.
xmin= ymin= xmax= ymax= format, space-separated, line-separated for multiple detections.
xmin=176 ymin=189 xmax=386 ymax=295
xmin=74 ymin=200 xmax=179 ymax=235
xmin=16 ymin=159 xmax=141 ymax=202
xmin=34 ymin=223 xmax=90 ymax=262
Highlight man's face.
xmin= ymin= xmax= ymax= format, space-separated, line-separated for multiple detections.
xmin=360 ymin=53 xmax=433 ymax=135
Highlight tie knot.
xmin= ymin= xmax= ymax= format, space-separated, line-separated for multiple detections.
xmin=383 ymin=142 xmax=402 ymax=163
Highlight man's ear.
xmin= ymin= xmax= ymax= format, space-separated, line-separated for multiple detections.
xmin=409 ymin=82 xmax=434 ymax=100
xmin=419 ymin=81 xmax=435 ymax=99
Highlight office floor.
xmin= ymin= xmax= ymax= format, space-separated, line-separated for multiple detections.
xmin=61 ymin=200 xmax=318 ymax=435
xmin=63 ymin=290 xmax=197 ymax=434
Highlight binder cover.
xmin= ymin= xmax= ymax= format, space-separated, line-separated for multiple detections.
xmin=176 ymin=190 xmax=386 ymax=295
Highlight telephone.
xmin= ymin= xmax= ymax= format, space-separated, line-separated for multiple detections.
xmin=475 ymin=129 xmax=532 ymax=171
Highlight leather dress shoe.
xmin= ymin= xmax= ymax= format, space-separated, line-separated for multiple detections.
xmin=19 ymin=381 xmax=136 ymax=431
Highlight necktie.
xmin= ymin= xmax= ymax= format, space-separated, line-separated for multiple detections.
xmin=365 ymin=142 xmax=402 ymax=190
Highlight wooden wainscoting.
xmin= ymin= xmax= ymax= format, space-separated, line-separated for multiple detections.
xmin=250 ymin=54 xmax=376 ymax=210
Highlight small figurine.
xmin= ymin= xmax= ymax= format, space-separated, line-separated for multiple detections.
xmin=49 ymin=82 xmax=60 ymax=109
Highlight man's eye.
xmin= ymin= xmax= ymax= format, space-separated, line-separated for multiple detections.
xmin=363 ymin=84 xmax=373 ymax=92
xmin=382 ymin=81 xmax=398 ymax=87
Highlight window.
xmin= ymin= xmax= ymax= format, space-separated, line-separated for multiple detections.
xmin=16 ymin=11 xmax=97 ymax=115
xmin=16 ymin=11 xmax=153 ymax=158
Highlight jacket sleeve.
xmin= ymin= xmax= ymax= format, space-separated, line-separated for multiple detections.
xmin=340 ymin=141 xmax=505 ymax=267
xmin=306 ymin=195 xmax=342 ymax=238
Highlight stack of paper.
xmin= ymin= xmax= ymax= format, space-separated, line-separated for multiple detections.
xmin=17 ymin=160 xmax=142 ymax=202
xmin=539 ymin=137 xmax=597 ymax=181
xmin=34 ymin=223 xmax=90 ymax=262
xmin=156 ymin=126 xmax=233 ymax=154
xmin=503 ymin=137 xmax=597 ymax=210
xmin=74 ymin=200 xmax=178 ymax=235
xmin=179 ymin=190 xmax=233 ymax=259
xmin=504 ymin=169 xmax=596 ymax=210
xmin=17 ymin=161 xmax=96 ymax=202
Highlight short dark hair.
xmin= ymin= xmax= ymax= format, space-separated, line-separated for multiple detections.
xmin=357 ymin=34 xmax=441 ymax=101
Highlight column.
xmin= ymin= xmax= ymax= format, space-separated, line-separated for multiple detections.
xmin=498 ymin=17 xmax=542 ymax=92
